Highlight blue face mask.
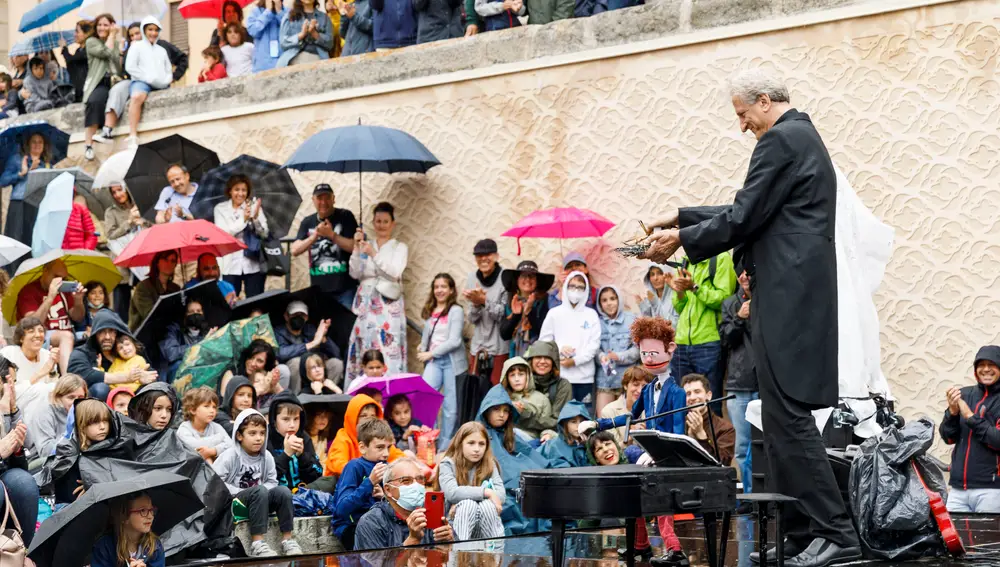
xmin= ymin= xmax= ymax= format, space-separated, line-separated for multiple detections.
xmin=392 ymin=482 xmax=426 ymax=511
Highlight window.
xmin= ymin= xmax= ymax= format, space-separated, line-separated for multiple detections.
xmin=169 ymin=2 xmax=190 ymax=55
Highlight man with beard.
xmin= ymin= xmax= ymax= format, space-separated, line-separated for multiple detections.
xmin=185 ymin=253 xmax=238 ymax=305
xmin=68 ymin=310 xmax=157 ymax=399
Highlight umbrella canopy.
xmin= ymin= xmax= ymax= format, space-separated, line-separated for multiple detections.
xmin=299 ymin=393 xmax=352 ymax=437
xmin=178 ymin=0 xmax=254 ymax=18
xmin=31 ymin=172 xmax=75 ymax=258
xmin=80 ymin=0 xmax=168 ymax=22
xmin=93 ymin=147 xmax=136 ymax=189
xmin=501 ymin=207 xmax=615 ymax=254
xmin=231 ymin=288 xmax=289 ymax=321
xmin=0 ymin=120 xmax=70 ymax=169
xmin=124 ymin=135 xmax=220 ymax=219
xmin=28 ymin=471 xmax=204 ymax=567
xmin=25 ymin=167 xmax=112 ymax=217
xmin=0 ymin=236 xmax=31 ymax=268
xmin=134 ymin=280 xmax=230 ymax=363
xmin=189 ymin=154 xmax=303 ymax=238
xmin=18 ymin=0 xmax=82 ymax=32
xmin=113 ymin=219 xmax=246 ymax=268
xmin=8 ymin=30 xmax=75 ymax=57
xmin=346 ymin=373 xmax=444 ymax=426
xmin=264 ymin=285 xmax=355 ymax=357
xmin=3 ymin=249 xmax=120 ymax=324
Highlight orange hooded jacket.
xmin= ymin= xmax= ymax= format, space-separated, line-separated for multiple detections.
xmin=323 ymin=394 xmax=405 ymax=477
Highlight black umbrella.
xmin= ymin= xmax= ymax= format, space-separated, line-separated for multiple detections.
xmin=28 ymin=471 xmax=204 ymax=567
xmin=299 ymin=393 xmax=352 ymax=439
xmin=134 ymin=280 xmax=231 ymax=369
xmin=124 ymin=134 xmax=221 ymax=220
xmin=188 ymin=154 xmax=303 ymax=239
xmin=283 ymin=286 xmax=355 ymax=357
xmin=231 ymin=288 xmax=289 ymax=322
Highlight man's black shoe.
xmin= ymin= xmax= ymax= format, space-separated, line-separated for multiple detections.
xmin=785 ymin=538 xmax=862 ymax=567
xmin=749 ymin=539 xmax=805 ymax=564
xmin=618 ymin=546 xmax=653 ymax=562
xmin=650 ymin=549 xmax=690 ymax=567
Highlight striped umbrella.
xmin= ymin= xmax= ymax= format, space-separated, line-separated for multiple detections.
xmin=9 ymin=31 xmax=75 ymax=57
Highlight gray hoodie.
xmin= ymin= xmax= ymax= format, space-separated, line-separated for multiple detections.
xmin=22 ymin=70 xmax=58 ymax=113
xmin=211 ymin=408 xmax=277 ymax=495
xmin=30 ymin=403 xmax=68 ymax=459
xmin=436 ymin=455 xmax=505 ymax=514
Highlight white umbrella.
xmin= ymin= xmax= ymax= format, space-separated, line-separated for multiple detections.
xmin=93 ymin=147 xmax=137 ymax=189
xmin=79 ymin=0 xmax=168 ymax=23
xmin=0 ymin=236 xmax=31 ymax=268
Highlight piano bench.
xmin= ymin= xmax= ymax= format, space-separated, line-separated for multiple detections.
xmin=736 ymin=493 xmax=799 ymax=567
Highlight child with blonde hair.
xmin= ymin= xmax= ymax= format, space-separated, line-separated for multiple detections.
xmin=91 ymin=491 xmax=165 ymax=567
xmin=435 ymin=421 xmax=505 ymax=540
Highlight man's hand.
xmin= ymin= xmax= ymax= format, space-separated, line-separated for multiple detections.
xmin=463 ymin=287 xmax=487 ymax=306
xmin=370 ymin=461 xmax=387 ymax=484
xmin=465 ymin=24 xmax=478 ymax=36
xmin=738 ymin=300 xmax=751 ymax=319
xmin=946 ymin=387 xmax=962 ymax=416
xmin=672 ymin=269 xmax=694 ymax=291
xmin=47 ymin=277 xmax=64 ymax=300
xmin=686 ymin=411 xmax=707 ymax=440
xmin=640 ymin=229 xmax=682 ymax=264
xmin=162 ymin=206 xmax=173 ymax=222
xmin=959 ymin=399 xmax=975 ymax=420
xmin=645 ymin=210 xmax=679 ymax=232
xmin=316 ymin=220 xmax=336 ymax=240
xmin=196 ymin=446 xmax=217 ymax=460
xmin=432 ymin=522 xmax=454 ymax=543
xmin=406 ymin=508 xmax=428 ymax=542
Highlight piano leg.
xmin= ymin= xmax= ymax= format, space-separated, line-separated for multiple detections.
xmin=704 ymin=512 xmax=719 ymax=567
xmin=757 ymin=503 xmax=769 ymax=565
xmin=775 ymin=504 xmax=785 ymax=567
xmin=625 ymin=518 xmax=636 ymax=567
xmin=551 ymin=519 xmax=566 ymax=567
xmin=719 ymin=511 xmax=732 ymax=567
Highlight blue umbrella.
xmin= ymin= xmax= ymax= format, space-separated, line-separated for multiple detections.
xmin=9 ymin=30 xmax=76 ymax=57
xmin=18 ymin=0 xmax=83 ymax=32
xmin=0 ymin=120 xmax=70 ymax=169
xmin=31 ymin=172 xmax=75 ymax=258
xmin=284 ymin=123 xmax=440 ymax=224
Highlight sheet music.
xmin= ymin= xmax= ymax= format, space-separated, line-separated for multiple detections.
xmin=632 ymin=429 xmax=720 ymax=467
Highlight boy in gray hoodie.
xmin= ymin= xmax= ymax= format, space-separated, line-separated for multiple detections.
xmin=212 ymin=409 xmax=302 ymax=558
xmin=20 ymin=57 xmax=58 ymax=114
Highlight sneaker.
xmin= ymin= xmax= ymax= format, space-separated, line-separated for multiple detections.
xmin=651 ymin=550 xmax=690 ymax=567
xmin=281 ymin=539 xmax=303 ymax=555
xmin=249 ymin=540 xmax=278 ymax=557
xmin=126 ymin=135 xmax=139 ymax=148
xmin=93 ymin=127 xmax=113 ymax=143
xmin=84 ymin=145 xmax=95 ymax=161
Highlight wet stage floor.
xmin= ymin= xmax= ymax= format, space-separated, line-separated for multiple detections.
xmin=177 ymin=513 xmax=1000 ymax=567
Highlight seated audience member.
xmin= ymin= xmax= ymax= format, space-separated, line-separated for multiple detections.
xmin=0 ymin=73 xmax=19 ymax=118
xmin=680 ymin=373 xmax=735 ymax=465
xmin=178 ymin=387 xmax=233 ymax=464
xmin=222 ymin=340 xmax=289 ymax=411
xmin=81 ymin=15 xmax=118 ymax=160
xmin=600 ymin=366 xmax=652 ymax=445
xmin=68 ymin=311 xmax=157 ymax=400
xmin=278 ymin=0 xmax=334 ymax=67
xmin=333 ymin=418 xmax=393 ymax=549
xmin=302 ymin=354 xmax=342 ymax=395
xmin=306 ymin=402 xmax=336 ymax=465
xmin=941 ymin=345 xmax=1000 ymax=513
xmin=221 ymin=23 xmax=254 ymax=77
xmin=385 ymin=394 xmax=427 ymax=451
xmin=586 ymin=430 xmax=651 ymax=557
xmin=76 ymin=281 xmax=111 ymax=341
xmin=353 ymin=457 xmax=455 ymax=549
xmin=2 ymin=317 xmax=58 ymax=418
xmin=106 ymin=386 xmax=134 ymax=415
xmin=90 ymin=492 xmax=165 ymax=567
xmin=107 ymin=334 xmax=152 ymax=392
xmin=339 ymin=0 xmax=374 ymax=56
xmin=215 ymin=376 xmax=257 ymax=435
xmin=125 ymin=17 xmax=174 ymax=146
xmin=20 ymin=57 xmax=59 ymax=113
xmin=0 ymin=382 xmax=36 ymax=546
xmin=474 ymin=0 xmax=524 ymax=32
xmin=499 ymin=261 xmax=553 ymax=358
xmin=128 ymin=383 xmax=177 ymax=431
xmin=154 ymin=163 xmax=199 ymax=225
xmin=31 ymin=374 xmax=87 ymax=461
xmin=435 ymin=422 xmax=505 ymax=541
xmin=247 ymin=0 xmax=287 ymax=71
xmin=62 ymin=194 xmax=99 ymax=250
xmin=596 ymin=285 xmax=639 ymax=417
xmin=16 ymin=259 xmax=84 ymax=375
xmin=160 ymin=299 xmax=212 ymax=379
xmin=44 ymin=398 xmax=116 ymax=504
xmin=185 ymin=253 xmax=237 ymax=305
xmin=213 ymin=409 xmax=303 ymax=557
xmin=198 ymin=46 xmax=228 ymax=82
xmin=267 ymin=391 xmax=331 ymax=491
xmin=129 ymin=250 xmax=180 ymax=330
xmin=275 ymin=301 xmax=343 ymax=392
xmin=539 ymin=271 xmax=601 ymax=409
xmin=324 ymin=394 xmax=405 ymax=477
xmin=498 ymin=356 xmax=551 ymax=441
xmin=526 ymin=340 xmax=571 ymax=441
xmin=540 ymin=400 xmax=590 ymax=468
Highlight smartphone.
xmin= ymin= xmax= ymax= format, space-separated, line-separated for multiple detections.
xmin=423 ymin=491 xmax=445 ymax=530
xmin=58 ymin=281 xmax=79 ymax=294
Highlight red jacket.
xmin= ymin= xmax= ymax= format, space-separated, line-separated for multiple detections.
xmin=62 ymin=203 xmax=97 ymax=250
xmin=198 ymin=62 xmax=227 ymax=83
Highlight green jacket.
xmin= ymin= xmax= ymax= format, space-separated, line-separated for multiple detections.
xmin=672 ymin=253 xmax=737 ymax=346
xmin=83 ymin=36 xmax=122 ymax=104
xmin=464 ymin=0 xmax=484 ymax=31
xmin=525 ymin=0 xmax=573 ymax=25
xmin=500 ymin=357 xmax=553 ymax=438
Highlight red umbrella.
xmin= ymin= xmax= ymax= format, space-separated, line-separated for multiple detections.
xmin=178 ymin=0 xmax=254 ymax=19
xmin=113 ymin=220 xmax=246 ymax=268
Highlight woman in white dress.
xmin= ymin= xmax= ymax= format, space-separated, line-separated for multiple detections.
xmin=213 ymin=174 xmax=270 ymax=299
xmin=346 ymin=202 xmax=408 ymax=384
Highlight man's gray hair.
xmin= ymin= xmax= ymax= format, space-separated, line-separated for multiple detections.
xmin=383 ymin=456 xmax=421 ymax=486
xmin=728 ymin=69 xmax=790 ymax=105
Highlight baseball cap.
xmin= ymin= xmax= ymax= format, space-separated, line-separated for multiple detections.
xmin=286 ymin=301 xmax=309 ymax=316
xmin=562 ymin=251 xmax=587 ymax=269
xmin=473 ymin=239 xmax=498 ymax=255
xmin=313 ymin=183 xmax=333 ymax=195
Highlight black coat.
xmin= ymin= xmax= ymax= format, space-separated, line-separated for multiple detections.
xmin=720 ymin=290 xmax=756 ymax=392
xmin=678 ymin=109 xmax=837 ymax=407
xmin=939 ymin=381 xmax=1000 ymax=491
xmin=414 ymin=0 xmax=463 ymax=44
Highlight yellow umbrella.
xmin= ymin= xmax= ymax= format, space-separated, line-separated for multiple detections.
xmin=3 ymin=249 xmax=121 ymax=325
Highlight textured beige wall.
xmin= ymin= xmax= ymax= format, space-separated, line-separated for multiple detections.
xmin=55 ymin=0 xmax=997 ymax=453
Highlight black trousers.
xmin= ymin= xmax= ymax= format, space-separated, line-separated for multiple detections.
xmin=237 ymin=485 xmax=294 ymax=536
xmin=757 ymin=352 xmax=858 ymax=548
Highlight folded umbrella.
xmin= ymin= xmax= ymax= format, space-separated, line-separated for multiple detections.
xmin=18 ymin=0 xmax=83 ymax=32
xmin=178 ymin=0 xmax=254 ymax=19
xmin=346 ymin=373 xmax=444 ymax=426
xmin=124 ymin=134 xmax=220 ymax=220
xmin=31 ymin=171 xmax=75 ymax=258
xmin=113 ymin=219 xmax=246 ymax=268
xmin=25 ymin=167 xmax=112 ymax=217
xmin=28 ymin=471 xmax=204 ymax=567
xmin=501 ymin=206 xmax=615 ymax=255
xmin=189 ymin=154 xmax=303 ymax=238
xmin=8 ymin=30 xmax=76 ymax=57
xmin=0 ymin=120 xmax=70 ymax=170
xmin=3 ymin=249 xmax=120 ymax=324
xmin=80 ymin=0 xmax=168 ymax=22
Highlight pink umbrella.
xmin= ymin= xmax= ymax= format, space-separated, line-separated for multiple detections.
xmin=347 ymin=373 xmax=444 ymax=427
xmin=501 ymin=207 xmax=615 ymax=254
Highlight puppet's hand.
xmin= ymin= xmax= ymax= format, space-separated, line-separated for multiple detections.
xmin=578 ymin=420 xmax=598 ymax=438
xmin=637 ymin=452 xmax=654 ymax=467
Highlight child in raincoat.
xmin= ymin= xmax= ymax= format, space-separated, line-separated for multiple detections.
xmin=499 ymin=356 xmax=552 ymax=442
xmin=539 ymin=400 xmax=590 ymax=468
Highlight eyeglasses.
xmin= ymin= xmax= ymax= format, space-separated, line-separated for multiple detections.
xmin=129 ymin=507 xmax=158 ymax=518
xmin=567 ymin=285 xmax=587 ymax=292
xmin=387 ymin=476 xmax=424 ymax=487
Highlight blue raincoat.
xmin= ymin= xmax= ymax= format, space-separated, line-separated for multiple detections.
xmin=477 ymin=385 xmax=550 ymax=535
xmin=540 ymin=400 xmax=591 ymax=469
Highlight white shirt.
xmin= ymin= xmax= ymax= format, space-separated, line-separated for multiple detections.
xmin=154 ymin=183 xmax=199 ymax=223
xmin=222 ymin=43 xmax=255 ymax=77
xmin=213 ymin=199 xmax=269 ymax=275
xmin=653 ymin=372 xmax=671 ymax=411
xmin=0 ymin=345 xmax=55 ymax=419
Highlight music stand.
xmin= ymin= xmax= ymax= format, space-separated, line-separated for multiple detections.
xmin=631 ymin=430 xmax=720 ymax=468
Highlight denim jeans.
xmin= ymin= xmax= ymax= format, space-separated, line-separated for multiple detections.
xmin=947 ymin=488 xmax=1000 ymax=513
xmin=727 ymin=391 xmax=759 ymax=492
xmin=423 ymin=357 xmax=457 ymax=449
xmin=0 ymin=468 xmax=38 ymax=546
xmin=670 ymin=341 xmax=724 ymax=415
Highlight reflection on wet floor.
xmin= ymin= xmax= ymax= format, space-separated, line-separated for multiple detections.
xmin=184 ymin=514 xmax=1000 ymax=567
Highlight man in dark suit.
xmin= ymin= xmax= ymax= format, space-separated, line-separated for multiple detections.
xmin=641 ymin=69 xmax=860 ymax=567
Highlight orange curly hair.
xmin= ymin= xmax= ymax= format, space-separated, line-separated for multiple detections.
xmin=630 ymin=317 xmax=676 ymax=346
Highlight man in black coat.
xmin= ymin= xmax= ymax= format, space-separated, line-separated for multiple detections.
xmin=641 ymin=69 xmax=860 ymax=567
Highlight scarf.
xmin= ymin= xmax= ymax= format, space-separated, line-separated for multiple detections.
xmin=476 ymin=264 xmax=502 ymax=288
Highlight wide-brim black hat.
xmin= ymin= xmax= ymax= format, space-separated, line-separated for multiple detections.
xmin=501 ymin=260 xmax=555 ymax=294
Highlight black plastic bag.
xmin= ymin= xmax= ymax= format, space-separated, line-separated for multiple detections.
xmin=848 ymin=417 xmax=948 ymax=560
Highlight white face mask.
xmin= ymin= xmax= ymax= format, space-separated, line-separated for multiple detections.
xmin=566 ymin=289 xmax=586 ymax=305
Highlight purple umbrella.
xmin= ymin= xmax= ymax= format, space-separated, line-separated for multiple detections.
xmin=347 ymin=373 xmax=444 ymax=427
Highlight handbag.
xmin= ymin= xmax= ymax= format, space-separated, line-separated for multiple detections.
xmin=0 ymin=486 xmax=26 ymax=567
xmin=260 ymin=236 xmax=289 ymax=277
xmin=242 ymin=227 xmax=262 ymax=258
xmin=375 ymin=278 xmax=401 ymax=301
